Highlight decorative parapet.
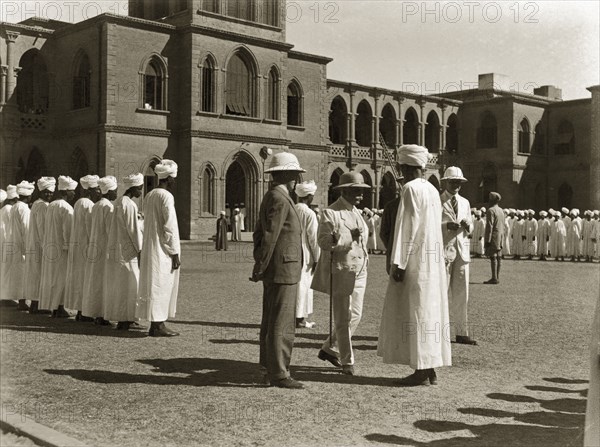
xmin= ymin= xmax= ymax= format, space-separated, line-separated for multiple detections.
xmin=20 ymin=113 xmax=46 ymax=130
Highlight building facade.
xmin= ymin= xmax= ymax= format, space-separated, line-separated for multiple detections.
xmin=1 ymin=0 xmax=598 ymax=239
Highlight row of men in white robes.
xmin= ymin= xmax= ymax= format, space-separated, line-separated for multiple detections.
xmin=0 ymin=160 xmax=182 ymax=337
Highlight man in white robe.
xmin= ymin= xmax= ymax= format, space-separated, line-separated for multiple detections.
xmin=377 ymin=144 xmax=451 ymax=386
xmin=593 ymin=211 xmax=600 ymax=260
xmin=567 ymin=209 xmax=583 ymax=262
xmin=525 ymin=210 xmax=538 ymax=260
xmin=536 ymin=211 xmax=551 ymax=261
xmin=25 ymin=177 xmax=55 ymax=313
xmin=582 ymin=211 xmax=595 ymax=262
xmin=511 ymin=211 xmax=526 ymax=259
xmin=65 ymin=175 xmax=101 ymax=321
xmin=550 ymin=211 xmax=567 ymax=260
xmin=231 ymin=208 xmax=242 ymax=241
xmin=1 ymin=186 xmax=18 ymax=302
xmin=471 ymin=210 xmax=485 ymax=257
xmin=367 ymin=210 xmax=378 ymax=254
xmin=562 ymin=207 xmax=572 ymax=256
xmin=137 ymin=160 xmax=181 ymax=337
xmin=502 ymin=209 xmax=514 ymax=258
xmin=440 ymin=167 xmax=476 ymax=345
xmin=6 ymin=181 xmax=35 ymax=310
xmin=38 ymin=176 xmax=77 ymax=317
xmin=294 ymin=180 xmax=319 ymax=329
xmin=82 ymin=176 xmax=117 ymax=325
xmin=104 ymin=174 xmax=144 ymax=330
xmin=239 ymin=202 xmax=246 ymax=232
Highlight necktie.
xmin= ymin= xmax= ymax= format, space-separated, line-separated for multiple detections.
xmin=451 ymin=195 xmax=458 ymax=216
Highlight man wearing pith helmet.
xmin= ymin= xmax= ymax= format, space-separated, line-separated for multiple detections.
xmin=440 ymin=166 xmax=477 ymax=345
xmin=252 ymin=151 xmax=305 ymax=389
xmin=311 ymin=171 xmax=370 ymax=376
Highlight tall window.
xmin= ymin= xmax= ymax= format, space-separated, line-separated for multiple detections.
xmin=201 ymin=165 xmax=216 ymax=215
xmin=446 ymin=113 xmax=458 ymax=153
xmin=287 ymin=81 xmax=302 ymax=126
xmin=533 ymin=122 xmax=545 ymax=154
xmin=477 ymin=111 xmax=497 ymax=148
xmin=329 ymin=96 xmax=347 ymax=144
xmin=266 ymin=67 xmax=279 ymax=120
xmin=17 ymin=50 xmax=49 ymax=114
xmin=225 ymin=52 xmax=255 ymax=117
xmin=73 ymin=53 xmax=91 ymax=109
xmin=262 ymin=0 xmax=279 ymax=26
xmin=555 ymin=120 xmax=575 ymax=155
xmin=518 ymin=118 xmax=530 ymax=153
xmin=142 ymin=57 xmax=167 ymax=111
xmin=203 ymin=0 xmax=218 ymax=12
xmin=403 ymin=108 xmax=419 ymax=144
xmin=200 ymin=57 xmax=216 ymax=113
xmin=227 ymin=0 xmax=251 ymax=20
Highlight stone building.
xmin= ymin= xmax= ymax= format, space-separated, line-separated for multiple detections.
xmin=0 ymin=0 xmax=598 ymax=239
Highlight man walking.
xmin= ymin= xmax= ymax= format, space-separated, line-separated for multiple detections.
xmin=312 ymin=171 xmax=370 ymax=376
xmin=440 ymin=167 xmax=476 ymax=345
xmin=252 ymin=152 xmax=304 ymax=388
xmin=137 ymin=160 xmax=181 ymax=337
xmin=484 ymin=192 xmax=505 ymax=284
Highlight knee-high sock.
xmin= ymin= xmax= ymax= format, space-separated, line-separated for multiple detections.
xmin=490 ymin=257 xmax=497 ymax=281
xmin=496 ymin=256 xmax=501 ymax=280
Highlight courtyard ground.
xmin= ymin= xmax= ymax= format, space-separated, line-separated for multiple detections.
xmin=0 ymin=242 xmax=598 ymax=447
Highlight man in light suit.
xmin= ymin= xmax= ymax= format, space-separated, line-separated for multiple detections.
xmin=440 ymin=167 xmax=476 ymax=346
xmin=312 ymin=171 xmax=370 ymax=376
xmin=252 ymin=152 xmax=304 ymax=389
xmin=484 ymin=192 xmax=505 ymax=284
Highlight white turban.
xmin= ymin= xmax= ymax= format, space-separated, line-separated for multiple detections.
xmin=58 ymin=176 xmax=78 ymax=191
xmin=123 ymin=173 xmax=144 ymax=188
xmin=570 ymin=208 xmax=579 ymax=216
xmin=80 ymin=175 xmax=100 ymax=190
xmin=294 ymin=180 xmax=317 ymax=198
xmin=6 ymin=185 xmax=17 ymax=199
xmin=98 ymin=176 xmax=118 ymax=194
xmin=154 ymin=159 xmax=178 ymax=179
xmin=37 ymin=177 xmax=56 ymax=192
xmin=561 ymin=207 xmax=569 ymax=214
xmin=16 ymin=181 xmax=35 ymax=197
xmin=539 ymin=211 xmax=548 ymax=217
xmin=0 ymin=189 xmax=6 ymax=203
xmin=397 ymin=144 xmax=430 ymax=168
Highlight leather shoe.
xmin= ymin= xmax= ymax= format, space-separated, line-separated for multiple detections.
xmin=116 ymin=322 xmax=131 ymax=330
xmin=428 ymin=369 xmax=438 ymax=385
xmin=270 ymin=378 xmax=304 ymax=389
xmin=394 ymin=369 xmax=430 ymax=387
xmin=149 ymin=323 xmax=179 ymax=337
xmin=483 ymin=278 xmax=499 ymax=284
xmin=341 ymin=365 xmax=355 ymax=375
xmin=318 ymin=349 xmax=342 ymax=367
xmin=94 ymin=317 xmax=111 ymax=326
xmin=456 ymin=335 xmax=478 ymax=345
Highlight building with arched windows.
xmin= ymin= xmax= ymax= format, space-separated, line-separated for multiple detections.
xmin=0 ymin=2 xmax=598 ymax=239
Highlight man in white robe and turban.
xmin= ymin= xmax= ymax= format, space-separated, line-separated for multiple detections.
xmin=137 ymin=160 xmax=181 ymax=337
xmin=6 ymin=181 xmax=35 ymax=310
xmin=550 ymin=211 xmax=567 ymax=261
xmin=38 ymin=176 xmax=76 ymax=317
xmin=377 ymin=144 xmax=451 ymax=386
xmin=0 ymin=186 xmax=18 ymax=302
xmin=567 ymin=209 xmax=583 ymax=262
xmin=82 ymin=176 xmax=117 ymax=325
xmin=65 ymin=175 xmax=101 ymax=321
xmin=25 ymin=177 xmax=55 ymax=313
xmin=536 ymin=211 xmax=551 ymax=261
xmin=104 ymin=173 xmax=144 ymax=330
xmin=294 ymin=180 xmax=319 ymax=329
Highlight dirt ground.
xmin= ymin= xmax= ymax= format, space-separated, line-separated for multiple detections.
xmin=1 ymin=242 xmax=598 ymax=447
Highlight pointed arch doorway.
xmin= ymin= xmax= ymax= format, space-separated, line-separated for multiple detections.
xmin=225 ymin=151 xmax=259 ymax=232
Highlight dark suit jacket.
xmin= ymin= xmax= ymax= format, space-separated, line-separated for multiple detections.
xmin=485 ymin=204 xmax=505 ymax=250
xmin=253 ymin=185 xmax=303 ymax=284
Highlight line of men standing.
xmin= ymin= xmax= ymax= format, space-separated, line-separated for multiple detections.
xmin=0 ymin=159 xmax=182 ymax=337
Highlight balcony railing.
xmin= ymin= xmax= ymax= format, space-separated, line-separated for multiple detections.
xmin=20 ymin=113 xmax=47 ymax=130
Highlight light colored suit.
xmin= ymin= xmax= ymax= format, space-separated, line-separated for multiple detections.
xmin=441 ymin=190 xmax=473 ymax=337
xmin=311 ymin=196 xmax=368 ymax=366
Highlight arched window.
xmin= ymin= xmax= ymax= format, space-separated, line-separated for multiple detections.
xmin=24 ymin=147 xmax=47 ymax=181
xmin=359 ymin=170 xmax=373 ymax=209
xmin=380 ymin=104 xmax=396 ymax=147
xmin=446 ymin=113 xmax=458 ymax=153
xmin=518 ymin=118 xmax=531 ymax=154
xmin=328 ymin=167 xmax=344 ymax=204
xmin=558 ymin=183 xmax=573 ymax=208
xmin=266 ymin=67 xmax=280 ymax=120
xmin=287 ymin=80 xmax=302 ymax=126
xmin=73 ymin=52 xmax=91 ymax=109
xmin=225 ymin=51 xmax=256 ymax=117
xmin=201 ymin=164 xmax=216 ymax=215
xmin=480 ymin=163 xmax=497 ymax=203
xmin=477 ymin=111 xmax=498 ymax=149
xmin=555 ymin=120 xmax=575 ymax=155
xmin=403 ymin=108 xmax=419 ymax=144
xmin=142 ymin=57 xmax=168 ymax=110
xmin=200 ymin=56 xmax=216 ymax=112
xmin=533 ymin=122 xmax=545 ymax=154
xmin=329 ymin=96 xmax=347 ymax=144
xmin=355 ymin=100 xmax=372 ymax=147
xmin=425 ymin=111 xmax=440 ymax=153
xmin=17 ymin=50 xmax=49 ymax=114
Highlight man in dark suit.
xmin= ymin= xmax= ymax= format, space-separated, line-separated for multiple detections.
xmin=484 ymin=192 xmax=505 ymax=284
xmin=252 ymin=152 xmax=305 ymax=389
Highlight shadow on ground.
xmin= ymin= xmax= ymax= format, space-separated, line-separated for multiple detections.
xmin=364 ymin=378 xmax=587 ymax=446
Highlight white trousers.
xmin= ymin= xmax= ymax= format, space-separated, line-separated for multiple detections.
xmin=321 ymin=269 xmax=367 ymax=366
xmin=446 ymin=257 xmax=470 ymax=337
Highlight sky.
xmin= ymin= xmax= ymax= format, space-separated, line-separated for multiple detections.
xmin=1 ymin=0 xmax=598 ymax=100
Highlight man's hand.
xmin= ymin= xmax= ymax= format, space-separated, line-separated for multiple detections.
xmin=171 ymin=254 xmax=181 ymax=270
xmin=460 ymin=219 xmax=470 ymax=231
xmin=250 ymin=263 xmax=264 ymax=282
xmin=311 ymin=262 xmax=318 ymax=273
xmin=391 ymin=265 xmax=405 ymax=282
xmin=447 ymin=222 xmax=460 ymax=231
xmin=350 ymin=228 xmax=362 ymax=242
